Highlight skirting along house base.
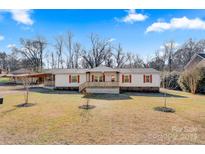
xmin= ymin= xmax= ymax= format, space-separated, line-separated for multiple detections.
xmin=45 ymin=66 xmax=160 ymax=94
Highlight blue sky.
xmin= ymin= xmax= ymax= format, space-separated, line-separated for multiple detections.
xmin=1 ymin=9 xmax=205 ymax=59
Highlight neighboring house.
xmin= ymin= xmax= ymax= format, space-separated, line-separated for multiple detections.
xmin=45 ymin=66 xmax=160 ymax=94
xmin=184 ymin=53 xmax=205 ymax=71
xmin=10 ymin=68 xmax=33 ymax=75
xmin=184 ymin=53 xmax=205 ymax=93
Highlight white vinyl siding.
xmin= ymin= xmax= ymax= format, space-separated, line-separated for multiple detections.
xmin=55 ymin=74 xmax=86 ymax=87
xmin=54 ymin=72 xmax=160 ymax=88
xmin=120 ymin=74 xmax=160 ymax=87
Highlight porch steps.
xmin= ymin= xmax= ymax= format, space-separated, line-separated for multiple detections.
xmin=79 ymin=82 xmax=88 ymax=93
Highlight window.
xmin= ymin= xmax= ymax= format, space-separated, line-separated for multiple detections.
xmin=144 ymin=75 xmax=152 ymax=83
xmin=71 ymin=75 xmax=78 ymax=83
xmin=99 ymin=76 xmax=103 ymax=82
xmin=94 ymin=75 xmax=103 ymax=82
xmin=124 ymin=75 xmax=130 ymax=83
xmin=94 ymin=76 xmax=98 ymax=82
xmin=122 ymin=74 xmax=131 ymax=83
xmin=111 ymin=75 xmax=115 ymax=82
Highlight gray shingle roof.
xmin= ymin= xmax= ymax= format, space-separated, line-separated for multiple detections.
xmin=46 ymin=66 xmax=160 ymax=74
xmin=87 ymin=66 xmax=119 ymax=72
xmin=118 ymin=68 xmax=160 ymax=74
xmin=45 ymin=68 xmax=88 ymax=74
xmin=10 ymin=68 xmax=33 ymax=75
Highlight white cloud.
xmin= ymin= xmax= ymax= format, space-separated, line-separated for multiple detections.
xmin=7 ymin=44 xmax=16 ymax=49
xmin=9 ymin=10 xmax=33 ymax=25
xmin=0 ymin=10 xmax=33 ymax=25
xmin=146 ymin=16 xmax=205 ymax=33
xmin=0 ymin=35 xmax=4 ymax=41
xmin=108 ymin=38 xmax=116 ymax=42
xmin=117 ymin=9 xmax=148 ymax=24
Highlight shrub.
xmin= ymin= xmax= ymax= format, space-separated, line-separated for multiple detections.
xmin=197 ymin=71 xmax=205 ymax=94
xmin=178 ymin=66 xmax=205 ymax=94
xmin=178 ymin=71 xmax=190 ymax=92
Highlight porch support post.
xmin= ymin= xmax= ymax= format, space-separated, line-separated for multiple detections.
xmin=117 ymin=72 xmax=119 ymax=82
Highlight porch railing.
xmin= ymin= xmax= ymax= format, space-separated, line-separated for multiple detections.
xmin=79 ymin=81 xmax=119 ymax=92
xmin=79 ymin=82 xmax=88 ymax=92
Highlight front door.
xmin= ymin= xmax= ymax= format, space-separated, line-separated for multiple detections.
xmin=94 ymin=75 xmax=103 ymax=82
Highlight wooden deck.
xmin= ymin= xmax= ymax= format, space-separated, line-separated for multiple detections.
xmin=79 ymin=81 xmax=119 ymax=92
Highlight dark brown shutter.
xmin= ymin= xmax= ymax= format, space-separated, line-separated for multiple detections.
xmin=78 ymin=75 xmax=80 ymax=83
xmin=92 ymin=75 xmax=94 ymax=82
xmin=150 ymin=75 xmax=152 ymax=83
xmin=143 ymin=75 xmax=146 ymax=83
xmin=103 ymin=74 xmax=105 ymax=82
xmin=69 ymin=75 xmax=71 ymax=83
xmin=122 ymin=75 xmax=124 ymax=83
xmin=129 ymin=75 xmax=132 ymax=83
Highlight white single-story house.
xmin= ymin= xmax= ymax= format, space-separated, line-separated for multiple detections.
xmin=45 ymin=66 xmax=160 ymax=94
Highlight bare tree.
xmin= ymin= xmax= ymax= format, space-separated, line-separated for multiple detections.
xmin=65 ymin=32 xmax=74 ymax=68
xmin=13 ymin=37 xmax=47 ymax=72
xmin=35 ymin=36 xmax=47 ymax=71
xmin=51 ymin=52 xmax=56 ymax=69
xmin=125 ymin=52 xmax=144 ymax=68
xmin=45 ymin=52 xmax=50 ymax=69
xmin=0 ymin=51 xmax=8 ymax=70
xmin=54 ymin=35 xmax=64 ymax=68
xmin=148 ymin=50 xmax=165 ymax=71
xmin=104 ymin=46 xmax=114 ymax=67
xmin=114 ymin=44 xmax=127 ymax=68
xmin=21 ymin=76 xmax=31 ymax=105
xmin=133 ymin=55 xmax=144 ymax=68
xmin=73 ymin=43 xmax=81 ymax=68
xmin=7 ymin=49 xmax=22 ymax=71
xmin=163 ymin=41 xmax=176 ymax=72
xmin=173 ymin=38 xmax=205 ymax=70
xmin=81 ymin=34 xmax=112 ymax=68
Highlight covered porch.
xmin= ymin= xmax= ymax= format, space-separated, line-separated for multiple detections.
xmin=79 ymin=66 xmax=120 ymax=93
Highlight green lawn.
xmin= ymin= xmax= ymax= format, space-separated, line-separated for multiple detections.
xmin=0 ymin=86 xmax=205 ymax=144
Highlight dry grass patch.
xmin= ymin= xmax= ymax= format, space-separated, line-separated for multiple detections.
xmin=0 ymin=86 xmax=205 ymax=144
